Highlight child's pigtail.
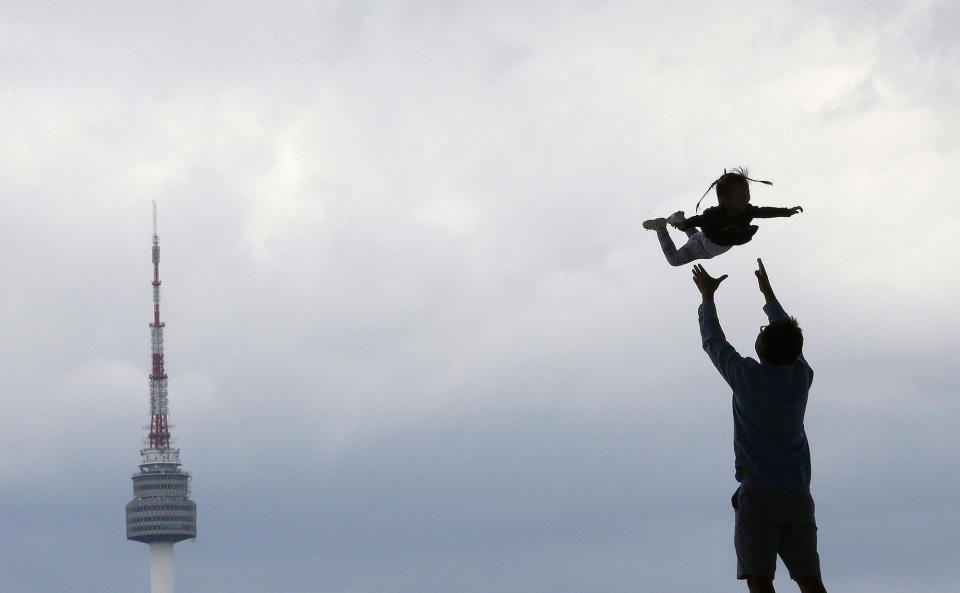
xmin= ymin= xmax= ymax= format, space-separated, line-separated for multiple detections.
xmin=695 ymin=180 xmax=719 ymax=213
xmin=733 ymin=166 xmax=774 ymax=187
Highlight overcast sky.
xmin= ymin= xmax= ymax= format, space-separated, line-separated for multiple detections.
xmin=1 ymin=1 xmax=958 ymax=592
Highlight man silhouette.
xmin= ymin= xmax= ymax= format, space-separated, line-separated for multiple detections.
xmin=692 ymin=259 xmax=828 ymax=593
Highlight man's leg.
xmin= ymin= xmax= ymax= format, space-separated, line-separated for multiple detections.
xmin=734 ymin=482 xmax=780 ymax=588
xmin=747 ymin=576 xmax=776 ymax=593
xmin=795 ymin=578 xmax=827 ymax=593
xmin=779 ymin=490 xmax=824 ymax=593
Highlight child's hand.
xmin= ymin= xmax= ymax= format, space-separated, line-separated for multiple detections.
xmin=788 ymin=206 xmax=803 ymax=215
xmin=671 ymin=220 xmax=688 ymax=231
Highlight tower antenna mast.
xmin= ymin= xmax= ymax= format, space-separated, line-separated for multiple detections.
xmin=149 ymin=200 xmax=169 ymax=449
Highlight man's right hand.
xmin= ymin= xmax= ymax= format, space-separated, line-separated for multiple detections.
xmin=692 ymin=264 xmax=727 ymax=302
xmin=755 ymin=258 xmax=776 ymax=302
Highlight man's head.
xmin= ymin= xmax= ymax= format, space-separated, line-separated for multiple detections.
xmin=755 ymin=317 xmax=803 ymax=364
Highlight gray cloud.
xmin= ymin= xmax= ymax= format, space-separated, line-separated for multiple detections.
xmin=1 ymin=2 xmax=958 ymax=592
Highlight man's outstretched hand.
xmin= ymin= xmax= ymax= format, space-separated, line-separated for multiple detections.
xmin=692 ymin=264 xmax=727 ymax=302
xmin=755 ymin=258 xmax=776 ymax=302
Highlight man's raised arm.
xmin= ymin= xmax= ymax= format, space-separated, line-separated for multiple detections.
xmin=693 ymin=264 xmax=744 ymax=388
xmin=755 ymin=258 xmax=788 ymax=321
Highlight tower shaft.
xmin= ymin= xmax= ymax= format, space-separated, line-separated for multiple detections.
xmin=150 ymin=543 xmax=175 ymax=593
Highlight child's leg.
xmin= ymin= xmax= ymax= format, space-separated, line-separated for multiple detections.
xmin=656 ymin=229 xmax=711 ymax=266
xmin=701 ymin=236 xmax=732 ymax=259
xmin=666 ymin=211 xmax=697 ymax=237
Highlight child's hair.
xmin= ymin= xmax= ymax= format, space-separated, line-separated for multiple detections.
xmin=696 ymin=166 xmax=773 ymax=212
xmin=758 ymin=317 xmax=804 ymax=365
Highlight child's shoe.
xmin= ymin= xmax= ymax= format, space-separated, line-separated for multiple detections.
xmin=642 ymin=217 xmax=667 ymax=230
xmin=665 ymin=210 xmax=686 ymax=225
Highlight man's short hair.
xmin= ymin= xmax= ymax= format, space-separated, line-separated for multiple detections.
xmin=759 ymin=317 xmax=804 ymax=364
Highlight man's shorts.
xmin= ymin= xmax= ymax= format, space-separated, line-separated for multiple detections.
xmin=732 ymin=480 xmax=822 ymax=581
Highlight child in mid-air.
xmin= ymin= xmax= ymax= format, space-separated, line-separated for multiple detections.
xmin=643 ymin=168 xmax=803 ymax=266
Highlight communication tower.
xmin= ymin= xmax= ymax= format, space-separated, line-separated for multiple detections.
xmin=125 ymin=203 xmax=197 ymax=593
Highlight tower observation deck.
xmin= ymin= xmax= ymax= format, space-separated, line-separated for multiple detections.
xmin=125 ymin=203 xmax=196 ymax=593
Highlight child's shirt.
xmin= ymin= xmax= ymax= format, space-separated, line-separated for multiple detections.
xmin=685 ymin=204 xmax=795 ymax=246
xmin=698 ymin=299 xmax=814 ymax=492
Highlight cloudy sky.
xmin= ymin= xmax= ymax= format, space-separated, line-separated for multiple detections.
xmin=1 ymin=1 xmax=958 ymax=591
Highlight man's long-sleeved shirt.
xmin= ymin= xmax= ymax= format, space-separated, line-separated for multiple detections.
xmin=684 ymin=204 xmax=795 ymax=246
xmin=698 ymin=299 xmax=813 ymax=491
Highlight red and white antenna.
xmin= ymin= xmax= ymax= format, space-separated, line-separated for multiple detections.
xmin=148 ymin=200 xmax=170 ymax=450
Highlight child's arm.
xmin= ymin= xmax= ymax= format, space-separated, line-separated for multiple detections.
xmin=752 ymin=205 xmax=803 ymax=218
xmin=675 ymin=214 xmax=703 ymax=230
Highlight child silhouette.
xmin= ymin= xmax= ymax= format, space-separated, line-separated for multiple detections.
xmin=644 ymin=168 xmax=802 ymax=266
